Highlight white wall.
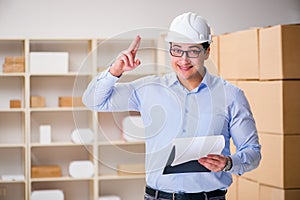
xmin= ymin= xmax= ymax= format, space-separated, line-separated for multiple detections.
xmin=0 ymin=0 xmax=299 ymax=38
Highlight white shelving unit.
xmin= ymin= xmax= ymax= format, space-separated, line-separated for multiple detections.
xmin=0 ymin=39 xmax=27 ymax=200
xmin=0 ymin=37 xmax=160 ymax=200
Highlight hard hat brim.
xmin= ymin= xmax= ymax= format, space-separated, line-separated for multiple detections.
xmin=165 ymin=31 xmax=212 ymax=44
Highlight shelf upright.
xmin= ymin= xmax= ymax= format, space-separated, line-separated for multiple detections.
xmin=24 ymin=38 xmax=31 ymax=200
xmin=91 ymin=38 xmax=100 ymax=200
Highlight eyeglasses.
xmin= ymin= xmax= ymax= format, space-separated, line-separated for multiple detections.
xmin=169 ymin=48 xmax=204 ymax=58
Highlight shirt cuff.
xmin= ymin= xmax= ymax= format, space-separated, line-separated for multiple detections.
xmin=228 ymin=154 xmax=242 ymax=175
xmin=96 ymin=67 xmax=120 ymax=82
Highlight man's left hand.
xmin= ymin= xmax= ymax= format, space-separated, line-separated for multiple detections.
xmin=198 ymin=154 xmax=227 ymax=172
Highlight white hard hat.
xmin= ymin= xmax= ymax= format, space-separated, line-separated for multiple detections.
xmin=165 ymin=12 xmax=212 ymax=44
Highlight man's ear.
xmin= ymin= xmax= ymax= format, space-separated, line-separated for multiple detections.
xmin=204 ymin=47 xmax=210 ymax=60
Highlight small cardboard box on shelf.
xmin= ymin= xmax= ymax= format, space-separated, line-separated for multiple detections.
xmin=3 ymin=63 xmax=25 ymax=73
xmin=4 ymin=56 xmax=25 ymax=64
xmin=10 ymin=99 xmax=21 ymax=108
xmin=2 ymin=56 xmax=25 ymax=73
xmin=31 ymin=165 xmax=62 ymax=178
xmin=58 ymin=96 xmax=84 ymax=107
xmin=30 ymin=96 xmax=46 ymax=108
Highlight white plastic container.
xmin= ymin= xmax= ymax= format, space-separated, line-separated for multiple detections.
xmin=40 ymin=125 xmax=51 ymax=144
xmin=31 ymin=190 xmax=64 ymax=200
xmin=71 ymin=128 xmax=94 ymax=144
xmin=99 ymin=196 xmax=121 ymax=200
xmin=69 ymin=160 xmax=94 ymax=178
xmin=30 ymin=52 xmax=69 ymax=74
xmin=1 ymin=174 xmax=25 ymax=181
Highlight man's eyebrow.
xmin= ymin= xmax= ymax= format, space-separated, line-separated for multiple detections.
xmin=172 ymin=44 xmax=202 ymax=49
xmin=172 ymin=44 xmax=182 ymax=48
xmin=188 ymin=46 xmax=202 ymax=49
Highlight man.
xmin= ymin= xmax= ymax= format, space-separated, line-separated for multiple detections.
xmin=83 ymin=12 xmax=261 ymax=200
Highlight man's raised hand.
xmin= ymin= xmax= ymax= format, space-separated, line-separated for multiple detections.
xmin=109 ymin=35 xmax=141 ymax=77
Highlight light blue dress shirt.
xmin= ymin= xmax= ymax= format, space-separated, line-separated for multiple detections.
xmin=82 ymin=67 xmax=261 ymax=193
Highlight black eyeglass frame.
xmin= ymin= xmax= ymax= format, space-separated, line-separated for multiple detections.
xmin=169 ymin=48 xmax=205 ymax=58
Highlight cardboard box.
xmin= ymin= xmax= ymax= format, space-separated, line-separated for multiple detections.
xmin=238 ymin=80 xmax=300 ymax=134
xmin=30 ymin=52 xmax=69 ymax=74
xmin=260 ymin=185 xmax=300 ymax=200
xmin=3 ymin=63 xmax=25 ymax=73
xmin=10 ymin=100 xmax=21 ymax=108
xmin=31 ymin=165 xmax=61 ymax=178
xmin=4 ymin=56 xmax=25 ymax=64
xmin=204 ymin=36 xmax=219 ymax=76
xmin=260 ymin=24 xmax=300 ymax=80
xmin=58 ymin=96 xmax=84 ymax=107
xmin=237 ymin=177 xmax=259 ymax=200
xmin=117 ymin=164 xmax=145 ymax=176
xmin=226 ymin=174 xmax=238 ymax=200
xmin=30 ymin=96 xmax=45 ymax=108
xmin=243 ymin=133 xmax=300 ymax=189
xmin=219 ymin=28 xmax=259 ymax=80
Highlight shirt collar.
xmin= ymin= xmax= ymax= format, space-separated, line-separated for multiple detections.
xmin=167 ymin=67 xmax=212 ymax=91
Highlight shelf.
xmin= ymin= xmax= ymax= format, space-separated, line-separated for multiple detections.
xmin=0 ymin=37 xmax=156 ymax=200
xmin=0 ymin=73 xmax=25 ymax=77
xmin=30 ymin=176 xmax=94 ymax=182
xmin=30 ymin=142 xmax=92 ymax=147
xmin=29 ymin=72 xmax=92 ymax=77
xmin=0 ymin=180 xmax=26 ymax=184
xmin=0 ymin=144 xmax=26 ymax=148
xmin=98 ymin=140 xmax=145 ymax=146
xmin=0 ymin=108 xmax=25 ymax=112
xmin=30 ymin=107 xmax=88 ymax=112
xmin=98 ymin=174 xmax=145 ymax=181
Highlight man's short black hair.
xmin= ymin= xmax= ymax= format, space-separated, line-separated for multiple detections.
xmin=201 ymin=42 xmax=210 ymax=50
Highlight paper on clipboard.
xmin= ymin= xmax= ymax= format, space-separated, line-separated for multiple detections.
xmin=170 ymin=135 xmax=225 ymax=167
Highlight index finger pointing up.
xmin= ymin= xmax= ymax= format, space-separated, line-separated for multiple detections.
xmin=128 ymin=35 xmax=141 ymax=53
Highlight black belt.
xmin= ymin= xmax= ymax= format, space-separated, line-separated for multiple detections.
xmin=145 ymin=186 xmax=226 ymax=200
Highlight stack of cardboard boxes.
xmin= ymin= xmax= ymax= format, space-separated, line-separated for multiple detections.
xmin=2 ymin=56 xmax=25 ymax=73
xmin=215 ymin=24 xmax=300 ymax=200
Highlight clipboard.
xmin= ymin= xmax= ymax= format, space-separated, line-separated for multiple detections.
xmin=163 ymin=146 xmax=210 ymax=174
xmin=162 ymin=135 xmax=225 ymax=175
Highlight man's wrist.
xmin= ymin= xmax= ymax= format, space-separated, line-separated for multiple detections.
xmin=109 ymin=64 xmax=123 ymax=78
xmin=223 ymin=156 xmax=232 ymax=172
